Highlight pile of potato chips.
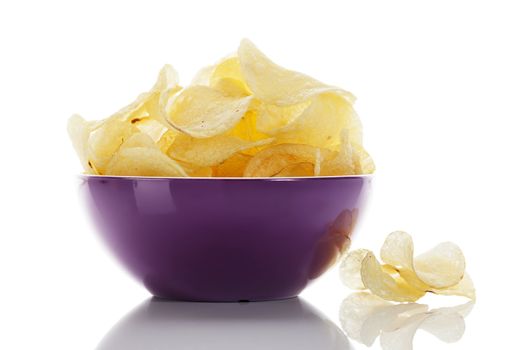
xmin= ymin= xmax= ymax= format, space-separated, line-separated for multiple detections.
xmin=340 ymin=231 xmax=475 ymax=302
xmin=68 ymin=39 xmax=374 ymax=177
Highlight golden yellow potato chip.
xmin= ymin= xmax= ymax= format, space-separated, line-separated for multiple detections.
xmin=360 ymin=251 xmax=425 ymax=302
xmin=210 ymin=56 xmax=250 ymax=93
xmin=228 ymin=109 xmax=270 ymax=146
xmin=321 ymin=132 xmax=356 ymax=176
xmin=69 ymin=39 xmax=375 ymax=178
xmin=215 ymin=153 xmax=252 ymax=177
xmin=162 ymin=85 xmax=253 ymax=138
xmin=255 ymin=101 xmax=311 ymax=135
xmin=340 ymin=249 xmax=370 ymax=290
xmin=86 ymin=118 xmax=138 ymax=174
xmin=414 ymin=242 xmax=466 ymax=289
xmin=167 ymin=132 xmax=273 ymax=167
xmin=112 ymin=65 xmax=181 ymax=123
xmin=274 ymin=162 xmax=314 ymax=177
xmin=106 ymin=134 xmax=187 ymax=177
xmin=352 ymin=143 xmax=375 ymax=174
xmin=67 ymin=114 xmax=102 ymax=174
xmin=430 ymin=273 xmax=476 ymax=299
xmin=238 ymin=39 xmax=355 ymax=105
xmin=274 ymin=94 xmax=361 ymax=150
xmin=243 ymin=143 xmax=333 ymax=177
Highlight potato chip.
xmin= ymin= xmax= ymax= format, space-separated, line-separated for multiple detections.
xmin=238 ymin=39 xmax=355 ymax=105
xmin=340 ymin=249 xmax=370 ymax=290
xmin=69 ymin=39 xmax=374 ymax=178
xmin=341 ymin=232 xmax=475 ymax=302
xmin=430 ymin=273 xmax=476 ymax=299
xmin=215 ymin=153 xmax=252 ymax=177
xmin=255 ymin=100 xmax=311 ymax=134
xmin=86 ymin=117 xmax=138 ymax=174
xmin=321 ymin=131 xmax=356 ymax=176
xmin=274 ymin=162 xmax=314 ymax=177
xmin=167 ymin=132 xmax=273 ymax=167
xmin=106 ymin=134 xmax=187 ymax=177
xmin=274 ymin=94 xmax=361 ymax=150
xmin=67 ymin=114 xmax=101 ymax=174
xmin=414 ymin=242 xmax=466 ymax=289
xmin=361 ymin=251 xmax=425 ymax=302
xmin=228 ymin=109 xmax=270 ymax=146
xmin=162 ymin=85 xmax=253 ymax=138
xmin=112 ymin=64 xmax=181 ymax=123
xmin=243 ymin=143 xmax=333 ymax=177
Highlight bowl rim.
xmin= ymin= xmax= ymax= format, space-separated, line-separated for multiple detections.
xmin=79 ymin=174 xmax=373 ymax=181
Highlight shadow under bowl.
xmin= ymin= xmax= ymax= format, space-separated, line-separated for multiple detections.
xmin=80 ymin=175 xmax=371 ymax=301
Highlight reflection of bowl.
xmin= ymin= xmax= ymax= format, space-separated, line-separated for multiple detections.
xmin=81 ymin=175 xmax=370 ymax=301
xmin=96 ymin=297 xmax=352 ymax=350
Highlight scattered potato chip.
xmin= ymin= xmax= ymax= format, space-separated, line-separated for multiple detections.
xmin=361 ymin=251 xmax=425 ymax=302
xmin=340 ymin=249 xmax=370 ymax=290
xmin=340 ymin=231 xmax=475 ymax=302
xmin=68 ymin=40 xmax=374 ymax=178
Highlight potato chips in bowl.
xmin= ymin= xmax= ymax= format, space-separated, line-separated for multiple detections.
xmin=68 ymin=39 xmax=374 ymax=178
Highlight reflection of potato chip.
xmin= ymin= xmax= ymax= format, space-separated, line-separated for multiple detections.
xmin=340 ymin=291 xmax=474 ymax=349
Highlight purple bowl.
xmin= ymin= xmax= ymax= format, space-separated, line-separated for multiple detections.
xmin=81 ymin=175 xmax=371 ymax=301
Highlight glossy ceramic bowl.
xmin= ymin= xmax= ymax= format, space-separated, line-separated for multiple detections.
xmin=80 ymin=175 xmax=371 ymax=301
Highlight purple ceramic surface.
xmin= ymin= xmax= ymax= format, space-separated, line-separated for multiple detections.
xmin=81 ymin=175 xmax=371 ymax=301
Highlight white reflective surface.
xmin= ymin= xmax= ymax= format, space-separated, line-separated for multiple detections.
xmin=96 ymin=297 xmax=352 ymax=350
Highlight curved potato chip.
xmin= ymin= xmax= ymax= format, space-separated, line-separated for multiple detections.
xmin=190 ymin=65 xmax=214 ymax=86
xmin=167 ymin=132 xmax=273 ymax=167
xmin=255 ymin=101 xmax=311 ymax=134
xmin=215 ymin=153 xmax=252 ymax=177
xmin=112 ymin=64 xmax=181 ymax=123
xmin=106 ymin=134 xmax=187 ymax=177
xmin=162 ymin=85 xmax=253 ymax=138
xmin=414 ymin=242 xmax=466 ymax=289
xmin=273 ymin=94 xmax=361 ymax=150
xmin=340 ymin=249 xmax=370 ymax=290
xmin=380 ymin=231 xmax=415 ymax=271
xmin=361 ymin=251 xmax=425 ymax=302
xmin=86 ymin=118 xmax=138 ymax=174
xmin=238 ymin=39 xmax=355 ymax=105
xmin=212 ymin=77 xmax=250 ymax=97
xmin=274 ymin=162 xmax=314 ymax=177
xmin=243 ymin=143 xmax=333 ymax=177
xmin=352 ymin=142 xmax=375 ymax=174
xmin=430 ymin=273 xmax=476 ymax=300
xmin=67 ymin=114 xmax=102 ymax=174
xmin=321 ymin=131 xmax=356 ymax=176
xmin=228 ymin=109 xmax=272 ymax=147
xmin=210 ymin=56 xmax=250 ymax=92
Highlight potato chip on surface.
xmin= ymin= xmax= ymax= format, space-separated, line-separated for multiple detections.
xmin=68 ymin=39 xmax=373 ymax=177
xmin=340 ymin=231 xmax=475 ymax=302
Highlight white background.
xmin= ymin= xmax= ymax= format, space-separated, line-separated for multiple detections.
xmin=1 ymin=1 xmax=524 ymax=349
